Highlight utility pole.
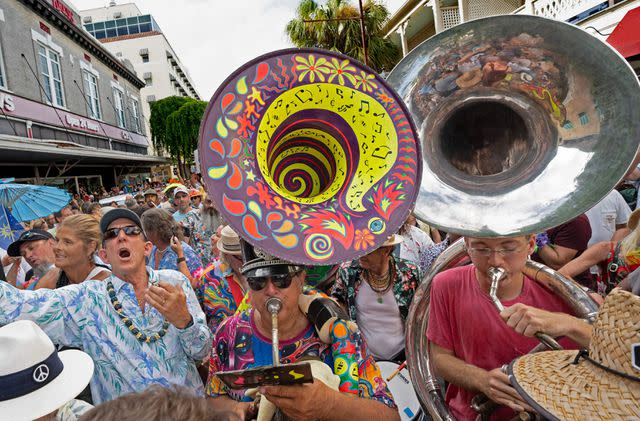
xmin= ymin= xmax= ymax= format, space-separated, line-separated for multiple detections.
xmin=358 ymin=0 xmax=369 ymax=66
xmin=302 ymin=1 xmax=369 ymax=65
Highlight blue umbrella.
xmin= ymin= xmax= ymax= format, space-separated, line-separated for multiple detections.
xmin=0 ymin=183 xmax=71 ymax=222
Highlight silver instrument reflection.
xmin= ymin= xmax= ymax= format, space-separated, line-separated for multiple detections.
xmin=266 ymin=297 xmax=283 ymax=366
xmin=388 ymin=13 xmax=640 ymax=419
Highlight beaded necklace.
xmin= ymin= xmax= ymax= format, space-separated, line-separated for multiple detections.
xmin=107 ymin=281 xmax=169 ymax=343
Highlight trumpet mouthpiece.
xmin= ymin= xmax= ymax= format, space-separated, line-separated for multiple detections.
xmin=266 ymin=297 xmax=282 ymax=315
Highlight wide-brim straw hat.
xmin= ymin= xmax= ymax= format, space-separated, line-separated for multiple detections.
xmin=628 ymin=207 xmax=640 ymax=231
xmin=217 ymin=225 xmax=242 ymax=256
xmin=508 ymin=288 xmax=640 ymax=421
xmin=0 ymin=320 xmax=94 ymax=421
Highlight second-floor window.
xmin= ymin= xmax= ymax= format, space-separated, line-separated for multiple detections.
xmin=38 ymin=44 xmax=65 ymax=107
xmin=0 ymin=43 xmax=7 ymax=89
xmin=130 ymin=98 xmax=141 ymax=133
xmin=82 ymin=70 xmax=101 ymax=119
xmin=113 ymin=88 xmax=125 ymax=128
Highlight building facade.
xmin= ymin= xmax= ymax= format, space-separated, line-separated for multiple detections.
xmin=79 ymin=1 xmax=200 ymax=178
xmin=384 ymin=0 xmax=640 ymax=70
xmin=0 ymin=0 xmax=165 ymax=192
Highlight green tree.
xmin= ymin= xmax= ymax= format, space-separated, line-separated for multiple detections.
xmin=165 ymin=100 xmax=208 ymax=178
xmin=149 ymin=96 xmax=192 ymax=155
xmin=149 ymin=96 xmax=207 ymax=178
xmin=285 ymin=0 xmax=401 ymax=73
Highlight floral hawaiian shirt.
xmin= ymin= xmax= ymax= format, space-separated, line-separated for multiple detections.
xmin=0 ymin=268 xmax=212 ymax=404
xmin=174 ymin=209 xmax=217 ymax=268
xmin=205 ymin=309 xmax=396 ymax=409
xmin=148 ymin=241 xmax=204 ymax=304
xmin=201 ymin=258 xmax=247 ymax=333
xmin=331 ymin=257 xmax=423 ymax=322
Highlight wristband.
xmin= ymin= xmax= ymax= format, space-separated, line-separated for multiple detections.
xmin=180 ymin=316 xmax=194 ymax=330
xmin=176 ymin=256 xmax=186 ymax=264
xmin=535 ymin=232 xmax=550 ymax=249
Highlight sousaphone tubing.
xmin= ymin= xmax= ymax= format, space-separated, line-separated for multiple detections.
xmin=199 ymin=48 xmax=421 ymax=265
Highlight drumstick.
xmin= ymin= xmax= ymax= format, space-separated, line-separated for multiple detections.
xmin=386 ymin=361 xmax=407 ymax=381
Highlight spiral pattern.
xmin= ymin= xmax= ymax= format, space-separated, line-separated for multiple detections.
xmin=263 ymin=108 xmax=352 ymax=205
xmin=305 ymin=233 xmax=334 ymax=261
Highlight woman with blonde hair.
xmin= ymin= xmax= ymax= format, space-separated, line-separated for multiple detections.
xmin=559 ymin=208 xmax=640 ymax=296
xmin=36 ymin=214 xmax=111 ymax=289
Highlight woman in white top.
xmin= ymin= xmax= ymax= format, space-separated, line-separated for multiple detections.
xmin=37 ymin=214 xmax=111 ymax=289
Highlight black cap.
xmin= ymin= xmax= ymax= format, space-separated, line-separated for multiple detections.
xmin=100 ymin=208 xmax=143 ymax=234
xmin=143 ymin=189 xmax=157 ymax=197
xmin=7 ymin=230 xmax=54 ymax=257
xmin=240 ymin=239 xmax=303 ymax=278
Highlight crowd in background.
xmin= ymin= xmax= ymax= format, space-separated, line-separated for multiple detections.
xmin=0 ymin=168 xmax=639 ymax=421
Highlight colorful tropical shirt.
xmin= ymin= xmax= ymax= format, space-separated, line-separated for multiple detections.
xmin=205 ymin=309 xmax=396 ymax=409
xmin=0 ymin=268 xmax=212 ymax=404
xmin=192 ymin=219 xmax=217 ymax=267
xmin=202 ymin=258 xmax=247 ymax=332
xmin=148 ymin=241 xmax=204 ymax=304
xmin=331 ymin=257 xmax=423 ymax=322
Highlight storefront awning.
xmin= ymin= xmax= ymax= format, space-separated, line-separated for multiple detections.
xmin=607 ymin=6 xmax=640 ymax=59
xmin=0 ymin=134 xmax=167 ymax=166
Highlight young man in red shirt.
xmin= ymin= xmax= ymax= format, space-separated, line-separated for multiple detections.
xmin=427 ymin=234 xmax=592 ymax=420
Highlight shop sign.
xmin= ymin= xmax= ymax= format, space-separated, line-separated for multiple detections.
xmin=65 ymin=114 xmax=99 ymax=133
xmin=52 ymin=0 xmax=75 ymax=23
xmin=0 ymin=93 xmax=15 ymax=112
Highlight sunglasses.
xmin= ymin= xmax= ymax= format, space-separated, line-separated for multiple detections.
xmin=104 ymin=225 xmax=143 ymax=241
xmin=247 ymin=272 xmax=299 ymax=291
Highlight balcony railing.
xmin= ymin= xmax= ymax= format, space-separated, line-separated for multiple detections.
xmin=515 ymin=0 xmax=616 ymax=23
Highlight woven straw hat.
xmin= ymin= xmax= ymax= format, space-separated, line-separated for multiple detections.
xmin=217 ymin=225 xmax=242 ymax=256
xmin=628 ymin=207 xmax=640 ymax=231
xmin=508 ymin=288 xmax=640 ymax=421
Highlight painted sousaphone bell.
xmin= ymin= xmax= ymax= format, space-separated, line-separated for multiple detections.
xmin=199 ymin=48 xmax=421 ymax=265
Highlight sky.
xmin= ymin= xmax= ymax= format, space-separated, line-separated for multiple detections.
xmin=74 ymin=0 xmax=406 ymax=101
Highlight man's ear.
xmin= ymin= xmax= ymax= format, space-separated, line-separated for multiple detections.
xmin=143 ymin=240 xmax=153 ymax=257
xmin=98 ymin=247 xmax=109 ymax=264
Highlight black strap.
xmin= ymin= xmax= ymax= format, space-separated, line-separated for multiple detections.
xmin=0 ymin=351 xmax=64 ymax=401
xmin=572 ymin=349 xmax=640 ymax=383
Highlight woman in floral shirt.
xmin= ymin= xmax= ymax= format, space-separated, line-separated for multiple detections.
xmin=330 ymin=234 xmax=422 ymax=362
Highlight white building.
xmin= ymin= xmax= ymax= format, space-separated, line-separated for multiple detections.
xmin=79 ymin=1 xmax=201 ymax=174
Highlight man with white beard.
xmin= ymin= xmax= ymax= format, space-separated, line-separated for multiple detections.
xmin=192 ymin=195 xmax=222 ymax=267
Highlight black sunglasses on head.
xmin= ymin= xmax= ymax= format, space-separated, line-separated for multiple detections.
xmin=247 ymin=272 xmax=299 ymax=291
xmin=104 ymin=225 xmax=143 ymax=241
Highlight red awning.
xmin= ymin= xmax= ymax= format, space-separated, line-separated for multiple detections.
xmin=607 ymin=6 xmax=640 ymax=59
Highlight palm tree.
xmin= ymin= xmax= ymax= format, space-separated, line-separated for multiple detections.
xmin=285 ymin=0 xmax=401 ymax=73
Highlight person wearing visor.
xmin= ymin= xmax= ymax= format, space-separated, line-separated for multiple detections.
xmin=0 ymin=208 xmax=212 ymax=404
xmin=205 ymin=240 xmax=399 ymax=421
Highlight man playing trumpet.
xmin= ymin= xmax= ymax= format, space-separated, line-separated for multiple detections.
xmin=206 ymin=241 xmax=400 ymax=421
xmin=427 ymin=234 xmax=592 ymax=420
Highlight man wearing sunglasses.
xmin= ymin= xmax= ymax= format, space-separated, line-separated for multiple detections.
xmin=205 ymin=240 xmax=400 ymax=421
xmin=0 ymin=208 xmax=212 ymax=404
xmin=427 ymin=235 xmax=592 ymax=421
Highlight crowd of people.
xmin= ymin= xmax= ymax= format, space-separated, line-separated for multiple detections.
xmin=0 ymin=167 xmax=638 ymax=421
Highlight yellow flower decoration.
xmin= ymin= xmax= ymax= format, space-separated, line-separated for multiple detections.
xmin=326 ymin=58 xmax=357 ymax=86
xmin=295 ymin=55 xmax=330 ymax=83
xmin=353 ymin=71 xmax=378 ymax=93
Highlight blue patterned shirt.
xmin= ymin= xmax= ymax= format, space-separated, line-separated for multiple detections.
xmin=0 ymin=268 xmax=212 ymax=404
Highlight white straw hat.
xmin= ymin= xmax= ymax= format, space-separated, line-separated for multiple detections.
xmin=0 ymin=320 xmax=94 ymax=421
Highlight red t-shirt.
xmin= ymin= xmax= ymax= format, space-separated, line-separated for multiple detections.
xmin=427 ymin=265 xmax=577 ymax=421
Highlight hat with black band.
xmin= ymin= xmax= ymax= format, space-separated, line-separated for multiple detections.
xmin=0 ymin=320 xmax=94 ymax=420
